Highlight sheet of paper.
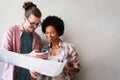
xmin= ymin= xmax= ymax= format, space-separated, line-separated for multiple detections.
xmin=0 ymin=48 xmax=66 ymax=77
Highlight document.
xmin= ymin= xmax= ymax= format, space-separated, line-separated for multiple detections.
xmin=0 ymin=48 xmax=66 ymax=77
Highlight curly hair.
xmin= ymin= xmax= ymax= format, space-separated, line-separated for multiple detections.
xmin=41 ymin=16 xmax=64 ymax=36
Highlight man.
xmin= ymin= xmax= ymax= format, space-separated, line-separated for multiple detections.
xmin=1 ymin=1 xmax=46 ymax=80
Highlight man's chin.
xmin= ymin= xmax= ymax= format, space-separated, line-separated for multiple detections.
xmin=30 ymin=29 xmax=35 ymax=32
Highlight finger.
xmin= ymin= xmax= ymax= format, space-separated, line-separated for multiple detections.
xmin=34 ymin=49 xmax=40 ymax=52
xmin=58 ymin=58 xmax=60 ymax=62
xmin=61 ymin=60 xmax=63 ymax=62
xmin=40 ymin=52 xmax=49 ymax=55
xmin=30 ymin=71 xmax=40 ymax=78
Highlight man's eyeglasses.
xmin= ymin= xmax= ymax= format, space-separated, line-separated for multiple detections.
xmin=27 ymin=18 xmax=41 ymax=27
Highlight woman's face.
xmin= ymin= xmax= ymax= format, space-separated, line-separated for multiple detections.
xmin=24 ymin=14 xmax=41 ymax=32
xmin=45 ymin=25 xmax=59 ymax=43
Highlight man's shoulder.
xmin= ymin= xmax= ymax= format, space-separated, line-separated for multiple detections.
xmin=33 ymin=32 xmax=41 ymax=40
xmin=7 ymin=25 xmax=21 ymax=31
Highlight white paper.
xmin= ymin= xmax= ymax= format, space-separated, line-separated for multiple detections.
xmin=0 ymin=48 xmax=66 ymax=77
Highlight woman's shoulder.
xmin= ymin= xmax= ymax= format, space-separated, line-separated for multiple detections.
xmin=61 ymin=41 xmax=75 ymax=47
xmin=60 ymin=41 xmax=76 ymax=51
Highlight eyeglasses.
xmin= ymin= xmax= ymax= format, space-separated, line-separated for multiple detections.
xmin=27 ymin=18 xmax=41 ymax=27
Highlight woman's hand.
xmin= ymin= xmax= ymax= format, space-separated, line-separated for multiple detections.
xmin=63 ymin=67 xmax=80 ymax=73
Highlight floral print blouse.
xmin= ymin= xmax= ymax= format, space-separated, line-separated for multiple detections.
xmin=42 ymin=40 xmax=80 ymax=80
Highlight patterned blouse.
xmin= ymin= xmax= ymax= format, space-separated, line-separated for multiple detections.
xmin=42 ymin=40 xmax=80 ymax=80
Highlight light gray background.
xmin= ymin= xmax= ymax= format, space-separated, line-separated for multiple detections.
xmin=0 ymin=0 xmax=120 ymax=80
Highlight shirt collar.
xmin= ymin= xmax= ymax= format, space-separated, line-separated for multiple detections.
xmin=48 ymin=39 xmax=63 ymax=48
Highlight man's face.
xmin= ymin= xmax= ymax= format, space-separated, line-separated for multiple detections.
xmin=24 ymin=14 xmax=41 ymax=32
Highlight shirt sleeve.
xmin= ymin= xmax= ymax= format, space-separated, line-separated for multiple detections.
xmin=67 ymin=43 xmax=81 ymax=69
xmin=2 ymin=27 xmax=13 ymax=51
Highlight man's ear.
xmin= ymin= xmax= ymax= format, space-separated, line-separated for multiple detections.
xmin=24 ymin=16 xmax=27 ymax=21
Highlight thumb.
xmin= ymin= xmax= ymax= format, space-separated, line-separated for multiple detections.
xmin=33 ymin=49 xmax=39 ymax=52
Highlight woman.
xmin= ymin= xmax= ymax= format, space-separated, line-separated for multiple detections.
xmin=41 ymin=16 xmax=81 ymax=80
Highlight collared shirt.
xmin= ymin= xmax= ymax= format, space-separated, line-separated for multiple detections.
xmin=43 ymin=40 xmax=80 ymax=80
xmin=1 ymin=24 xmax=41 ymax=80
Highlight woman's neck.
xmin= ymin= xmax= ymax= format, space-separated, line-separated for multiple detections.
xmin=50 ymin=38 xmax=60 ymax=56
xmin=51 ymin=38 xmax=60 ymax=49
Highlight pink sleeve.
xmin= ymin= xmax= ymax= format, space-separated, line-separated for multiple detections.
xmin=2 ymin=27 xmax=13 ymax=51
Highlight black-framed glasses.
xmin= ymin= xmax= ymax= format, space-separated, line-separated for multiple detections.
xmin=27 ymin=18 xmax=41 ymax=27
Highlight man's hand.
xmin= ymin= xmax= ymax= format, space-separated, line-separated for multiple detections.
xmin=30 ymin=71 xmax=40 ymax=78
xmin=27 ymin=50 xmax=49 ymax=59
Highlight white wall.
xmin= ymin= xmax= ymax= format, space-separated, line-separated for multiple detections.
xmin=0 ymin=0 xmax=120 ymax=80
